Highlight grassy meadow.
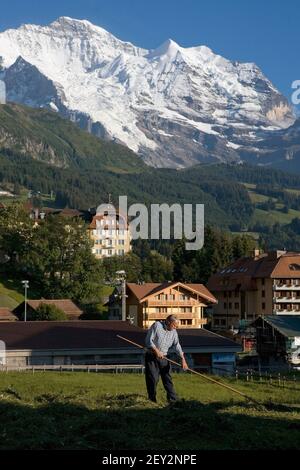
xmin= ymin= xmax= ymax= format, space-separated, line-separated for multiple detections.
xmin=0 ymin=371 xmax=299 ymax=450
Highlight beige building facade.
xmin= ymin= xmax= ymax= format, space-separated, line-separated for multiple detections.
xmin=88 ymin=204 xmax=131 ymax=259
xmin=207 ymin=250 xmax=300 ymax=330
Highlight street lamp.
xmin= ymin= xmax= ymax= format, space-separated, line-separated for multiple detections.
xmin=21 ymin=280 xmax=29 ymax=322
xmin=115 ymin=270 xmax=126 ymax=322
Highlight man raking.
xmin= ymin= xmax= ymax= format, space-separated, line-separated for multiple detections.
xmin=145 ymin=314 xmax=188 ymax=403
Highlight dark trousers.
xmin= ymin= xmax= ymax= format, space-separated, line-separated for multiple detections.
xmin=145 ymin=351 xmax=177 ymax=402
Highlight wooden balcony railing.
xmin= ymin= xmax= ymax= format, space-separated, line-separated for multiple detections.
xmin=144 ymin=313 xmax=207 ymax=323
xmin=146 ymin=300 xmax=196 ymax=306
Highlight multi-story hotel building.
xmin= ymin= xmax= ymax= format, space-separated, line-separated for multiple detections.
xmin=88 ymin=204 xmax=131 ymax=259
xmin=207 ymin=250 xmax=300 ymax=330
xmin=108 ymin=281 xmax=217 ymax=329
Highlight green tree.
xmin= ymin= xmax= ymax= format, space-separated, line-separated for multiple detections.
xmin=29 ymin=303 xmax=67 ymax=321
xmin=102 ymin=252 xmax=142 ymax=283
xmin=0 ymin=202 xmax=34 ymax=273
xmin=25 ymin=214 xmax=104 ymax=302
xmin=141 ymin=251 xmax=174 ymax=282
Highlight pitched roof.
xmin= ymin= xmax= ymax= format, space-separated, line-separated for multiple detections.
xmin=0 ymin=320 xmax=240 ymax=352
xmin=254 ymin=315 xmax=300 ymax=338
xmin=14 ymin=299 xmax=83 ymax=318
xmin=127 ymin=282 xmax=216 ymax=303
xmin=208 ymin=251 xmax=300 ymax=292
xmin=271 ymin=254 xmax=300 ymax=278
xmin=0 ymin=308 xmax=18 ymax=321
xmin=88 ymin=212 xmax=128 ymax=229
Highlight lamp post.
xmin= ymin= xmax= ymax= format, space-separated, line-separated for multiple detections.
xmin=115 ymin=270 xmax=126 ymax=322
xmin=21 ymin=280 xmax=29 ymax=322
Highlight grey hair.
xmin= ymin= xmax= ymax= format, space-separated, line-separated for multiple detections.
xmin=166 ymin=314 xmax=178 ymax=324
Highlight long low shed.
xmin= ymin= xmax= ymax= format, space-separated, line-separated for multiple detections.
xmin=0 ymin=320 xmax=241 ymax=372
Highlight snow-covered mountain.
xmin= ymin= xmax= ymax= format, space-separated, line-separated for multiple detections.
xmin=0 ymin=16 xmax=296 ymax=167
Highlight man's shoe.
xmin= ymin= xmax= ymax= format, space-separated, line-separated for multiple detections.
xmin=149 ymin=397 xmax=157 ymax=403
xmin=167 ymin=398 xmax=177 ymax=403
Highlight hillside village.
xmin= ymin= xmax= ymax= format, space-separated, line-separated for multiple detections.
xmin=0 ymin=197 xmax=299 ymax=373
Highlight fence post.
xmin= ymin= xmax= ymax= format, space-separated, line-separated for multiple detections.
xmin=269 ymin=374 xmax=272 ymax=385
xmin=259 ymin=373 xmax=262 ymax=384
xmin=246 ymin=370 xmax=249 ymax=382
xmin=278 ymin=373 xmax=281 ymax=387
xmin=250 ymin=370 xmax=253 ymax=382
xmin=235 ymin=369 xmax=238 ymax=381
xmin=96 ymin=364 xmax=98 ymax=373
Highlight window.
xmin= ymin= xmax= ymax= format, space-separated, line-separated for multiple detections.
xmin=214 ymin=319 xmax=220 ymax=325
xmin=181 ymin=319 xmax=192 ymax=325
xmin=224 ymin=302 xmax=227 ymax=309
xmin=234 ymin=303 xmax=239 ymax=309
xmin=262 ymin=302 xmax=265 ymax=310
xmin=182 ymin=307 xmax=192 ymax=313
xmin=262 ymin=290 xmax=265 ymax=298
xmin=158 ymin=307 xmax=167 ymax=313
xmin=289 ymin=264 xmax=300 ymax=271
xmin=229 ymin=302 xmax=232 ymax=309
xmin=262 ymin=278 xmax=265 ymax=286
xmin=221 ymin=319 xmax=226 ymax=326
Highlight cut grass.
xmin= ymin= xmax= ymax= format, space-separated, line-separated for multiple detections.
xmin=0 ymin=372 xmax=299 ymax=450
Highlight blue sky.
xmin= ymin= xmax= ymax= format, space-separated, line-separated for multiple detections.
xmin=0 ymin=0 xmax=299 ymax=101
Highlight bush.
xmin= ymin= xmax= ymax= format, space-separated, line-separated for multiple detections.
xmin=31 ymin=303 xmax=67 ymax=321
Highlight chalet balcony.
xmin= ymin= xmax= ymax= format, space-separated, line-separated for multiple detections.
xmin=273 ymin=309 xmax=300 ymax=315
xmin=273 ymin=283 xmax=300 ymax=290
xmin=146 ymin=300 xmax=196 ymax=307
xmin=144 ymin=312 xmax=207 ymax=323
xmin=273 ymin=296 xmax=300 ymax=302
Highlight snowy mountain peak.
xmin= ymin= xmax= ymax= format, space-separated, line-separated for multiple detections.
xmin=148 ymin=38 xmax=182 ymax=59
xmin=0 ymin=17 xmax=296 ymax=168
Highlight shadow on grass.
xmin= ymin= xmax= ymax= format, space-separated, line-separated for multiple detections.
xmin=0 ymin=394 xmax=299 ymax=450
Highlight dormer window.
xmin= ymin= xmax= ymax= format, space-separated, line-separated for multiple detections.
xmin=289 ymin=264 xmax=300 ymax=271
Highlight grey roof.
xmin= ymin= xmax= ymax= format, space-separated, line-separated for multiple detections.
xmin=256 ymin=315 xmax=300 ymax=338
